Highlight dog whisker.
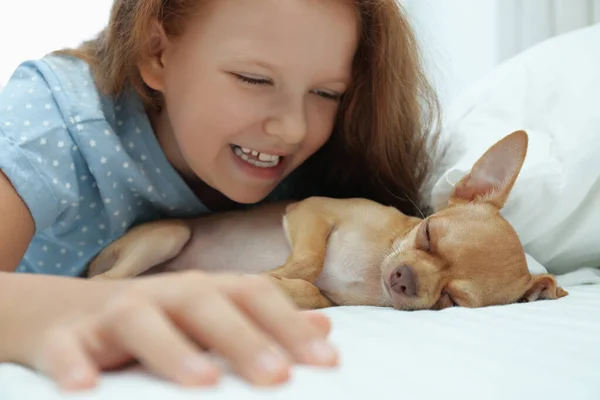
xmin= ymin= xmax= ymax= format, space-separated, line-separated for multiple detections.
xmin=382 ymin=186 xmax=426 ymax=219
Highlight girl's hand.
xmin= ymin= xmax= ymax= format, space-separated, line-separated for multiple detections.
xmin=31 ymin=271 xmax=337 ymax=390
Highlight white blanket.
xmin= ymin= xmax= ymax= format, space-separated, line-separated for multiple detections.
xmin=427 ymin=23 xmax=600 ymax=283
xmin=3 ymin=22 xmax=600 ymax=400
xmin=2 ymin=284 xmax=600 ymax=400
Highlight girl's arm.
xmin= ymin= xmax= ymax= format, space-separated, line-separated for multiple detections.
xmin=0 ymin=170 xmax=34 ymax=272
xmin=0 ymin=169 xmax=35 ymax=361
xmin=0 ymin=269 xmax=129 ymax=364
xmin=0 ymin=171 xmax=122 ymax=364
xmin=0 ymin=171 xmax=337 ymax=390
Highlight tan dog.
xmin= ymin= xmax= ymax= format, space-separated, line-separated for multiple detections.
xmin=88 ymin=130 xmax=568 ymax=310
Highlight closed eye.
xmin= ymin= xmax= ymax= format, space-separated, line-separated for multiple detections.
xmin=233 ymin=73 xmax=272 ymax=86
xmin=312 ymin=90 xmax=342 ymax=101
xmin=418 ymin=219 xmax=432 ymax=253
xmin=233 ymin=73 xmax=342 ymax=101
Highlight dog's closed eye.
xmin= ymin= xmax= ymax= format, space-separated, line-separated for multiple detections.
xmin=417 ymin=220 xmax=432 ymax=253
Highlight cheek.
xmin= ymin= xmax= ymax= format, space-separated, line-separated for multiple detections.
xmin=301 ymin=101 xmax=338 ymax=151
xmin=163 ymin=50 xmax=243 ymax=133
xmin=415 ymin=263 xmax=444 ymax=297
xmin=165 ymin=79 xmax=261 ymax=150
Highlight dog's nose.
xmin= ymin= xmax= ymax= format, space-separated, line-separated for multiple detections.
xmin=390 ymin=265 xmax=418 ymax=296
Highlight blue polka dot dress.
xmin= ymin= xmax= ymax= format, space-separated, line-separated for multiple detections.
xmin=0 ymin=54 xmax=210 ymax=276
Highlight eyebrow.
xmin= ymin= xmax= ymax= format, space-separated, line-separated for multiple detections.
xmin=227 ymin=52 xmax=280 ymax=71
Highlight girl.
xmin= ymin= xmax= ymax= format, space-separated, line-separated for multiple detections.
xmin=0 ymin=0 xmax=439 ymax=391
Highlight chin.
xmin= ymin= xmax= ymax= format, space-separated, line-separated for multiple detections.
xmin=222 ymin=187 xmax=274 ymax=205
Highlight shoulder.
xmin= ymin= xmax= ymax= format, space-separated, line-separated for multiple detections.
xmin=0 ymin=54 xmax=122 ymax=231
xmin=0 ymin=54 xmax=107 ymax=126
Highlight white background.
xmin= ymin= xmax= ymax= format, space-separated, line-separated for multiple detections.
xmin=1 ymin=0 xmax=597 ymax=109
xmin=0 ymin=0 xmax=113 ymax=84
xmin=0 ymin=0 xmax=504 ymax=109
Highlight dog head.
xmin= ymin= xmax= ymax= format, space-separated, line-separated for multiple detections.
xmin=381 ymin=130 xmax=568 ymax=310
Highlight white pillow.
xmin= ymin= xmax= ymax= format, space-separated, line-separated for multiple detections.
xmin=427 ymin=23 xmax=600 ymax=285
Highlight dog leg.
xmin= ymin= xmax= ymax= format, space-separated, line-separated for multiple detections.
xmin=269 ymin=275 xmax=334 ymax=309
xmin=87 ymin=219 xmax=192 ymax=280
xmin=268 ymin=200 xmax=334 ymax=283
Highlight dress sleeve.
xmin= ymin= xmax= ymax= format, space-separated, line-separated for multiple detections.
xmin=0 ymin=61 xmax=83 ymax=232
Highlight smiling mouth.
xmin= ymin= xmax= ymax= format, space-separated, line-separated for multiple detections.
xmin=230 ymin=144 xmax=283 ymax=168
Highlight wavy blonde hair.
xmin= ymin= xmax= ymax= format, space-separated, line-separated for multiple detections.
xmin=61 ymin=0 xmax=441 ymax=216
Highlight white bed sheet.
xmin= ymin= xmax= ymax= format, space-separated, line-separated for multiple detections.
xmin=2 ymin=283 xmax=600 ymax=400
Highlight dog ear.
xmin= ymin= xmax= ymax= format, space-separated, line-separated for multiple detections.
xmin=449 ymin=130 xmax=528 ymax=209
xmin=518 ymin=274 xmax=568 ymax=302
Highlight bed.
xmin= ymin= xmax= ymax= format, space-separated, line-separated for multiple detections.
xmin=2 ymin=21 xmax=600 ymax=400
xmin=2 ymin=282 xmax=600 ymax=400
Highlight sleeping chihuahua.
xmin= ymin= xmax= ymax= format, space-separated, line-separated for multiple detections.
xmin=88 ymin=130 xmax=568 ymax=310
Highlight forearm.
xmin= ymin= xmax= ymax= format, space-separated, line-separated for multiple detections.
xmin=0 ymin=272 xmax=130 ymax=364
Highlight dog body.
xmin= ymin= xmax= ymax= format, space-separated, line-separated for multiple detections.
xmin=89 ymin=198 xmax=417 ymax=308
xmin=88 ymin=131 xmax=568 ymax=310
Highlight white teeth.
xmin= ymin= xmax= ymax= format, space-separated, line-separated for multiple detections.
xmin=258 ymin=153 xmax=272 ymax=161
xmin=232 ymin=145 xmax=281 ymax=168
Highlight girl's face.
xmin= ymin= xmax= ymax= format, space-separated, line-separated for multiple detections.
xmin=141 ymin=0 xmax=359 ymax=204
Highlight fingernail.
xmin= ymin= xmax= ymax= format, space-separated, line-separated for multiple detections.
xmin=254 ymin=348 xmax=289 ymax=375
xmin=304 ymin=340 xmax=338 ymax=365
xmin=180 ymin=355 xmax=218 ymax=385
xmin=62 ymin=368 xmax=93 ymax=389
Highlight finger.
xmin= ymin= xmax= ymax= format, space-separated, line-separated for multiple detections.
xmin=100 ymin=294 xmax=220 ymax=386
xmin=33 ymin=327 xmax=99 ymax=391
xmin=78 ymin=320 xmax=133 ymax=371
xmin=173 ymin=291 xmax=292 ymax=386
xmin=226 ymin=276 xmax=338 ymax=367
xmin=302 ymin=311 xmax=332 ymax=336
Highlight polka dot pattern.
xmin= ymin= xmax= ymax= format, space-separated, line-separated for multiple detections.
xmin=0 ymin=55 xmax=207 ymax=276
